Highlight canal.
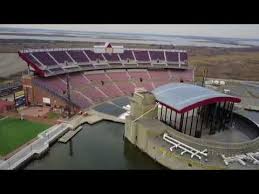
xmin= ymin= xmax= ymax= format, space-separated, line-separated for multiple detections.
xmin=24 ymin=120 xmax=165 ymax=170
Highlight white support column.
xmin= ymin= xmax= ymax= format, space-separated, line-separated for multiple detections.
xmin=82 ymin=50 xmax=92 ymax=62
xmin=47 ymin=52 xmax=60 ymax=65
xmin=65 ymin=51 xmax=76 ymax=63
xmin=132 ymin=51 xmax=138 ymax=66
xmin=147 ymin=51 xmax=152 ymax=66
xmin=178 ymin=52 xmax=181 ymax=68
xmin=117 ymin=53 xmax=125 ymax=67
xmin=30 ymin=53 xmax=46 ymax=68
xmin=164 ymin=50 xmax=168 ymax=66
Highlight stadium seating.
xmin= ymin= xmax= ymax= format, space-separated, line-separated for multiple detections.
xmin=97 ymin=83 xmax=123 ymax=98
xmin=165 ymin=51 xmax=179 ymax=62
xmin=32 ymin=69 xmax=193 ymax=109
xmin=128 ymin=71 xmax=150 ymax=80
xmin=32 ymin=52 xmax=58 ymax=66
xmin=180 ymin=52 xmax=188 ymax=62
xmin=106 ymin=71 xmax=129 ymax=80
xmin=103 ymin=53 xmax=120 ymax=61
xmin=133 ymin=50 xmax=150 ymax=61
xmin=69 ymin=73 xmax=91 ymax=88
xmin=84 ymin=50 xmax=105 ymax=61
xmin=67 ymin=50 xmax=89 ymax=63
xmin=85 ymin=72 xmax=110 ymax=83
xmin=149 ymin=51 xmax=165 ymax=61
xmin=118 ymin=50 xmax=135 ymax=61
xmin=81 ymin=86 xmax=106 ymax=103
xmin=23 ymin=53 xmax=43 ymax=67
xmin=19 ymin=48 xmax=189 ymax=77
xmin=148 ymin=70 xmax=170 ymax=81
xmin=116 ymin=82 xmax=135 ymax=95
xmin=70 ymin=91 xmax=92 ymax=108
xmin=49 ymin=51 xmax=73 ymax=64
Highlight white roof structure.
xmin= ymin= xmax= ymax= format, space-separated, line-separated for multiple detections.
xmin=152 ymin=83 xmax=241 ymax=113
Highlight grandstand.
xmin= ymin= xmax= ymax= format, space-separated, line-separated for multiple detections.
xmin=19 ymin=43 xmax=194 ymax=113
xmin=18 ymin=46 xmax=189 ymax=77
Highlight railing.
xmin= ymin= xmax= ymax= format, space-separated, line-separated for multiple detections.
xmin=0 ymin=123 xmax=70 ymax=170
xmin=163 ymin=133 xmax=208 ymax=160
xmin=221 ymin=152 xmax=259 ymax=166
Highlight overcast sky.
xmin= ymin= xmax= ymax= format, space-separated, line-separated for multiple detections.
xmin=1 ymin=24 xmax=259 ymax=39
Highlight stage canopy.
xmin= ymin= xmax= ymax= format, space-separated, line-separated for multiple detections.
xmin=152 ymin=83 xmax=241 ymax=113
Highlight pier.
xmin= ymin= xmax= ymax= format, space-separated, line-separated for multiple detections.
xmin=58 ymin=126 xmax=83 ymax=143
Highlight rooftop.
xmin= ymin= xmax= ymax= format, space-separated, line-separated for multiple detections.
xmin=152 ymin=83 xmax=241 ymax=113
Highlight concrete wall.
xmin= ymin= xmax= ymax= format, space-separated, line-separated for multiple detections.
xmin=125 ymin=90 xmax=259 ymax=170
xmin=22 ymin=76 xmax=79 ymax=112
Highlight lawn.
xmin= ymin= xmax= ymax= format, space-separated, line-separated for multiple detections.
xmin=0 ymin=117 xmax=50 ymax=156
xmin=47 ymin=112 xmax=60 ymax=119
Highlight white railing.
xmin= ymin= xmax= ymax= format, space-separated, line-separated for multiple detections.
xmin=221 ymin=152 xmax=259 ymax=166
xmin=0 ymin=123 xmax=70 ymax=170
xmin=163 ymin=133 xmax=208 ymax=160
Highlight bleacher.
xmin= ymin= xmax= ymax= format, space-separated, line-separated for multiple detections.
xmin=119 ymin=50 xmax=135 ymax=61
xmin=149 ymin=51 xmax=165 ymax=61
xmin=32 ymin=52 xmax=58 ymax=66
xmin=18 ymin=48 xmax=189 ymax=77
xmin=165 ymin=51 xmax=179 ymax=62
xmin=133 ymin=50 xmax=150 ymax=61
xmin=49 ymin=51 xmax=73 ymax=64
xmin=19 ymin=45 xmax=193 ymax=111
xmin=103 ymin=53 xmax=120 ymax=61
xmin=67 ymin=50 xmax=89 ymax=63
xmin=84 ymin=50 xmax=105 ymax=61
xmin=33 ymin=69 xmax=193 ymax=109
xmin=128 ymin=70 xmax=150 ymax=81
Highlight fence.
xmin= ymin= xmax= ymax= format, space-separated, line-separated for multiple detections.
xmin=0 ymin=123 xmax=70 ymax=170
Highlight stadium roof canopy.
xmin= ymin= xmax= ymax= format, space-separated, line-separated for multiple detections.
xmin=152 ymin=83 xmax=241 ymax=113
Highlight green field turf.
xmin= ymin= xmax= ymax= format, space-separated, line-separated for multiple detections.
xmin=0 ymin=117 xmax=50 ymax=156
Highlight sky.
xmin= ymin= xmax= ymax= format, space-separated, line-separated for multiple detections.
xmin=1 ymin=24 xmax=259 ymax=39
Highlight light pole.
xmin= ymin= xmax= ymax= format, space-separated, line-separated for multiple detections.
xmin=65 ymin=61 xmax=72 ymax=118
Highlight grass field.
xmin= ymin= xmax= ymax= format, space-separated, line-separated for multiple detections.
xmin=47 ymin=112 xmax=60 ymax=119
xmin=0 ymin=117 xmax=50 ymax=156
xmin=189 ymin=51 xmax=259 ymax=81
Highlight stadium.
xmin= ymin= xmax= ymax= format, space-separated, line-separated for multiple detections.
xmin=1 ymin=41 xmax=259 ymax=170
xmin=18 ymin=43 xmax=193 ymax=113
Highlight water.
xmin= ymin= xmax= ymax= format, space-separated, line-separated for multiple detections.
xmin=24 ymin=121 xmax=164 ymax=170
xmin=0 ymin=27 xmax=258 ymax=48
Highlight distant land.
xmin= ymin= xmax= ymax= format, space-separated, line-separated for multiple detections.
xmin=0 ymin=27 xmax=259 ymax=81
xmin=1 ymin=27 xmax=259 ymax=48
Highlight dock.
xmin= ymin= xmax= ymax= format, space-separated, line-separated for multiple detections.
xmin=58 ymin=126 xmax=83 ymax=143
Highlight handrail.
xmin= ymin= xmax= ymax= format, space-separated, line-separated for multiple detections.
xmin=0 ymin=123 xmax=71 ymax=170
xmin=163 ymin=133 xmax=208 ymax=160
